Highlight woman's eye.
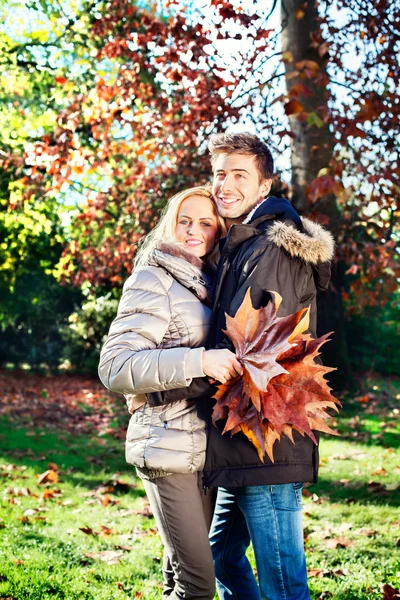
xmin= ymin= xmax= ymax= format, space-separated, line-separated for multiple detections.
xmin=201 ymin=222 xmax=211 ymax=227
xmin=179 ymin=219 xmax=188 ymax=225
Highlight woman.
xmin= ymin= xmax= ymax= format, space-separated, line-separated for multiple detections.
xmin=98 ymin=186 xmax=242 ymax=600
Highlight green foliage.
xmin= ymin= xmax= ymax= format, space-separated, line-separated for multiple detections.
xmin=60 ymin=289 xmax=119 ymax=373
xmin=345 ymin=292 xmax=400 ymax=375
xmin=0 ymin=270 xmax=82 ymax=370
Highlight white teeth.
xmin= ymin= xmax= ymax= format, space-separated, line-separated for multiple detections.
xmin=220 ymin=198 xmax=239 ymax=204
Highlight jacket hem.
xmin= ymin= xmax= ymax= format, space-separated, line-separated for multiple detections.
xmin=203 ymin=462 xmax=317 ymax=488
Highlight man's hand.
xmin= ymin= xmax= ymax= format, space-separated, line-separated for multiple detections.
xmin=202 ymin=349 xmax=243 ymax=384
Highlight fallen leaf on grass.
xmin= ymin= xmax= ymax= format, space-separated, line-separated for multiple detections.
xmin=135 ymin=505 xmax=153 ymax=517
xmin=115 ymin=545 xmax=133 ymax=551
xmin=381 ymin=584 xmax=400 ymax=599
xmin=308 ymin=569 xmax=325 ymax=578
xmin=117 ymin=509 xmax=137 ymax=517
xmin=79 ymin=526 xmax=97 ymax=536
xmin=100 ymin=525 xmax=117 ymax=535
xmin=101 ymin=494 xmax=120 ymax=507
xmin=11 ymin=559 xmax=25 ymax=565
xmin=84 ymin=550 xmax=124 ymax=565
xmin=5 ymin=487 xmax=36 ymax=497
xmin=371 ymin=466 xmax=388 ymax=477
xmin=356 ymin=528 xmax=378 ymax=537
xmin=47 ymin=462 xmax=59 ymax=472
xmin=8 ymin=498 xmax=21 ymax=505
xmin=323 ymin=537 xmax=353 ymax=549
xmin=18 ymin=516 xmax=30 ymax=524
xmin=385 ymin=482 xmax=399 ymax=491
xmin=37 ymin=470 xmax=58 ymax=485
xmin=42 ymin=488 xmax=62 ymax=500
xmin=132 ymin=527 xmax=158 ymax=540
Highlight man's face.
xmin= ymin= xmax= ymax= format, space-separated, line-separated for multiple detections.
xmin=212 ymin=153 xmax=272 ymax=226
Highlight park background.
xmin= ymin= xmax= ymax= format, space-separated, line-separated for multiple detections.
xmin=0 ymin=0 xmax=399 ymax=598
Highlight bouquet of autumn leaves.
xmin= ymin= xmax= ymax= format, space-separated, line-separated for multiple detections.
xmin=212 ymin=289 xmax=341 ymax=462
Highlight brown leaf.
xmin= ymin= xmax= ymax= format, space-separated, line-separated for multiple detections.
xmin=79 ymin=526 xmax=97 ymax=536
xmin=212 ymin=290 xmax=340 ymax=461
xmin=285 ymin=99 xmax=304 ymax=116
xmin=42 ymin=488 xmax=62 ymax=500
xmin=47 ymin=463 xmax=59 ymax=472
xmin=37 ymin=470 xmax=58 ymax=485
xmin=100 ymin=524 xmax=116 ymax=535
xmin=308 ymin=568 xmax=325 ymax=578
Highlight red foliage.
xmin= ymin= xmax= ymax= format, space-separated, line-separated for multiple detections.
xmin=2 ymin=0 xmax=399 ymax=309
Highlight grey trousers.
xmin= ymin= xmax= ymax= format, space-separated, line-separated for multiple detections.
xmin=142 ymin=472 xmax=216 ymax=600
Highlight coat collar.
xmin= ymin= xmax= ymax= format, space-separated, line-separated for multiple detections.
xmin=148 ymin=242 xmax=214 ymax=304
xmin=221 ymin=213 xmax=334 ymax=265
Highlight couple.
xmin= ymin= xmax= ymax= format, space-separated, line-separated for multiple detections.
xmin=99 ymin=132 xmax=334 ymax=600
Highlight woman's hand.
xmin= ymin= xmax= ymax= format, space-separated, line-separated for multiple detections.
xmin=202 ymin=349 xmax=243 ymax=384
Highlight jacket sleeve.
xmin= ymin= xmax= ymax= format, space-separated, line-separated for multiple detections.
xmin=98 ymin=268 xmax=205 ymax=396
xmin=147 ymin=376 xmax=216 ymax=407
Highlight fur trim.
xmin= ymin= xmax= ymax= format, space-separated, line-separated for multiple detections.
xmin=154 ymin=241 xmax=205 ymax=269
xmin=267 ymin=217 xmax=335 ymax=264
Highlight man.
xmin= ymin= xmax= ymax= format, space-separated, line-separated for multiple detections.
xmin=153 ymin=132 xmax=334 ymax=600
xmin=203 ymin=132 xmax=334 ymax=600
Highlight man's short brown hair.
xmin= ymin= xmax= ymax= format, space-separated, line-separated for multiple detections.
xmin=208 ymin=132 xmax=274 ymax=182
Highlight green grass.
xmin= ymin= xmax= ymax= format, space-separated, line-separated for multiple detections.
xmin=0 ymin=374 xmax=399 ymax=599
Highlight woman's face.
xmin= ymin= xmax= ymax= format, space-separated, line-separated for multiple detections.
xmin=175 ymin=196 xmax=220 ymax=258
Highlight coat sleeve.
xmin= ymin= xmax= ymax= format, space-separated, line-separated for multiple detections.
xmin=98 ymin=268 xmax=205 ymax=396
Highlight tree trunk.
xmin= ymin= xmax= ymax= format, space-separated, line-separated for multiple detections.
xmin=281 ymin=0 xmax=352 ymax=390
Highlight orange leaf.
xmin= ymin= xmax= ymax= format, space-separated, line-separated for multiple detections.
xmin=37 ymin=470 xmax=58 ymax=485
xmin=212 ymin=290 xmax=340 ymax=462
xmin=285 ymin=99 xmax=304 ymax=116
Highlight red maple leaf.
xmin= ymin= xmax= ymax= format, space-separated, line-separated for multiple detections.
xmin=212 ymin=289 xmax=341 ymax=462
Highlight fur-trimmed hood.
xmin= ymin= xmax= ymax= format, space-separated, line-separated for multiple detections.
xmin=267 ymin=217 xmax=335 ymax=264
xmin=245 ymin=196 xmax=334 ymax=265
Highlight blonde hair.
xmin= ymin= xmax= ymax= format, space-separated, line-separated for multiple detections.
xmin=134 ymin=185 xmax=226 ymax=268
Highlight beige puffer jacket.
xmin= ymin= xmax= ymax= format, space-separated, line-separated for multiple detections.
xmin=98 ymin=242 xmax=213 ymax=477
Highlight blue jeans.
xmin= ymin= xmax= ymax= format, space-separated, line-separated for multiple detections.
xmin=209 ymin=484 xmax=310 ymax=600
